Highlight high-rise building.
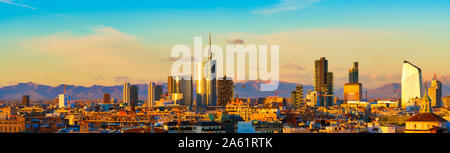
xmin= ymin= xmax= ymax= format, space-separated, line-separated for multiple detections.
xmin=344 ymin=62 xmax=362 ymax=103
xmin=154 ymin=85 xmax=163 ymax=101
xmin=123 ymin=82 xmax=131 ymax=103
xmin=197 ymin=32 xmax=217 ymax=107
xmin=290 ymin=85 xmax=304 ymax=109
xmin=103 ymin=93 xmax=111 ymax=104
xmin=349 ymin=62 xmax=359 ymax=83
xmin=129 ymin=85 xmax=138 ymax=112
xmin=22 ymin=95 xmax=30 ymax=107
xmin=148 ymin=82 xmax=155 ymax=107
xmin=401 ymin=61 xmax=423 ymax=110
xmin=314 ymin=57 xmax=334 ymax=107
xmin=428 ymin=74 xmax=442 ymax=108
xmin=58 ymin=94 xmax=69 ymax=108
xmin=168 ymin=76 xmax=177 ymax=94
xmin=217 ymin=76 xmax=234 ymax=106
xmin=178 ymin=76 xmax=193 ymax=106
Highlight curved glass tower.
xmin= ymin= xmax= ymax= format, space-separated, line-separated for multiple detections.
xmin=401 ymin=61 xmax=423 ymax=111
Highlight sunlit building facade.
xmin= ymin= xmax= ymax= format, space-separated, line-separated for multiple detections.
xmin=401 ymin=61 xmax=423 ymax=111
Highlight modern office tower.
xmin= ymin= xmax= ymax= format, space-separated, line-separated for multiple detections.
xmin=428 ymin=74 xmax=443 ymax=107
xmin=22 ymin=95 xmax=30 ymax=107
xmin=148 ymin=82 xmax=155 ymax=107
xmin=123 ymin=82 xmax=131 ymax=103
xmin=349 ymin=62 xmax=359 ymax=83
xmin=401 ymin=61 xmax=424 ymax=110
xmin=217 ymin=76 xmax=234 ymax=106
xmin=178 ymin=76 xmax=193 ymax=106
xmin=314 ymin=57 xmax=334 ymax=107
xmin=344 ymin=62 xmax=363 ymax=103
xmin=196 ymin=62 xmax=206 ymax=106
xmin=167 ymin=76 xmax=177 ymax=94
xmin=129 ymin=85 xmax=138 ymax=112
xmin=197 ymin=32 xmax=217 ymax=107
xmin=103 ymin=93 xmax=111 ymax=104
xmin=154 ymin=85 xmax=163 ymax=101
xmin=290 ymin=85 xmax=304 ymax=109
xmin=58 ymin=94 xmax=68 ymax=108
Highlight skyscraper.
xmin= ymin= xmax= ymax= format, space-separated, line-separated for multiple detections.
xmin=290 ymin=85 xmax=304 ymax=109
xmin=428 ymin=74 xmax=442 ymax=107
xmin=123 ymin=82 xmax=131 ymax=103
xmin=167 ymin=76 xmax=177 ymax=94
xmin=197 ymin=32 xmax=217 ymax=107
xmin=22 ymin=95 xmax=30 ymax=107
xmin=148 ymin=82 xmax=155 ymax=107
xmin=103 ymin=93 xmax=111 ymax=104
xmin=217 ymin=76 xmax=233 ymax=106
xmin=314 ymin=57 xmax=334 ymax=107
xmin=344 ymin=62 xmax=362 ymax=103
xmin=154 ymin=85 xmax=163 ymax=101
xmin=178 ymin=76 xmax=193 ymax=106
xmin=401 ymin=61 xmax=424 ymax=110
xmin=349 ymin=62 xmax=359 ymax=83
xmin=129 ymin=85 xmax=138 ymax=112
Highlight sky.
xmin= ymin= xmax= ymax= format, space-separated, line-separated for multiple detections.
xmin=0 ymin=0 xmax=449 ymax=88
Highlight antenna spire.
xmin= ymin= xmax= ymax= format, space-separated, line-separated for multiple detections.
xmin=209 ymin=32 xmax=212 ymax=60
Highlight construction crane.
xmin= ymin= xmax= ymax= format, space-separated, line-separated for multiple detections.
xmin=63 ymin=85 xmax=67 ymax=95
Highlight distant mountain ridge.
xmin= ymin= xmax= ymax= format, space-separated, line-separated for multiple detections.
xmin=0 ymin=81 xmax=448 ymax=100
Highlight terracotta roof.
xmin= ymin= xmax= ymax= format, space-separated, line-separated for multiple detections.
xmin=405 ymin=113 xmax=447 ymax=122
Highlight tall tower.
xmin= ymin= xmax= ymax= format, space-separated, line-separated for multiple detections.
xmin=344 ymin=62 xmax=362 ymax=103
xmin=154 ymin=85 xmax=163 ymax=101
xmin=349 ymin=62 xmax=359 ymax=83
xmin=178 ymin=76 xmax=193 ymax=106
xmin=217 ymin=75 xmax=234 ymax=106
xmin=428 ymin=74 xmax=442 ymax=107
xmin=197 ymin=32 xmax=217 ymax=107
xmin=123 ymin=82 xmax=131 ymax=104
xmin=314 ymin=57 xmax=334 ymax=107
xmin=291 ymin=85 xmax=304 ymax=109
xmin=22 ymin=95 xmax=30 ymax=107
xmin=167 ymin=76 xmax=177 ymax=94
xmin=148 ymin=82 xmax=155 ymax=107
xmin=129 ymin=85 xmax=138 ymax=112
xmin=401 ymin=61 xmax=424 ymax=111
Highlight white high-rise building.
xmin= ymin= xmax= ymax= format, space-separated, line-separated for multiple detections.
xmin=58 ymin=94 xmax=68 ymax=108
xmin=401 ymin=61 xmax=423 ymax=111
xmin=123 ymin=82 xmax=131 ymax=103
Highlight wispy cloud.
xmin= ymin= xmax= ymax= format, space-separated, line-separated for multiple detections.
xmin=0 ymin=0 xmax=36 ymax=10
xmin=253 ymin=0 xmax=321 ymax=14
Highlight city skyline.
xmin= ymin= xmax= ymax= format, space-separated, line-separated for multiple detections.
xmin=1 ymin=0 xmax=450 ymax=88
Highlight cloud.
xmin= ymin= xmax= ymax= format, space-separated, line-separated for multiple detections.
xmin=22 ymin=26 xmax=152 ymax=68
xmin=111 ymin=76 xmax=132 ymax=83
xmin=227 ymin=38 xmax=245 ymax=44
xmin=253 ymin=0 xmax=321 ymax=14
xmin=283 ymin=62 xmax=305 ymax=71
xmin=17 ymin=26 xmax=168 ymax=86
xmin=0 ymin=0 xmax=35 ymax=10
xmin=163 ymin=56 xmax=199 ymax=62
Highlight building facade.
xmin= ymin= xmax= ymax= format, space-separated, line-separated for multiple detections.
xmin=217 ymin=76 xmax=233 ymax=106
xmin=401 ymin=61 xmax=423 ymax=110
xmin=314 ymin=57 xmax=334 ymax=107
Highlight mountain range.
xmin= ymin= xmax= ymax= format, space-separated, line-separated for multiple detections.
xmin=0 ymin=81 xmax=448 ymax=101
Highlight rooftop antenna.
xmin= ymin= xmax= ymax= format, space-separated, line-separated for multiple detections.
xmin=209 ymin=32 xmax=212 ymax=60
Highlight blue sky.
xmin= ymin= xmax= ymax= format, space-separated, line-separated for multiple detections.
xmin=0 ymin=0 xmax=449 ymax=88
